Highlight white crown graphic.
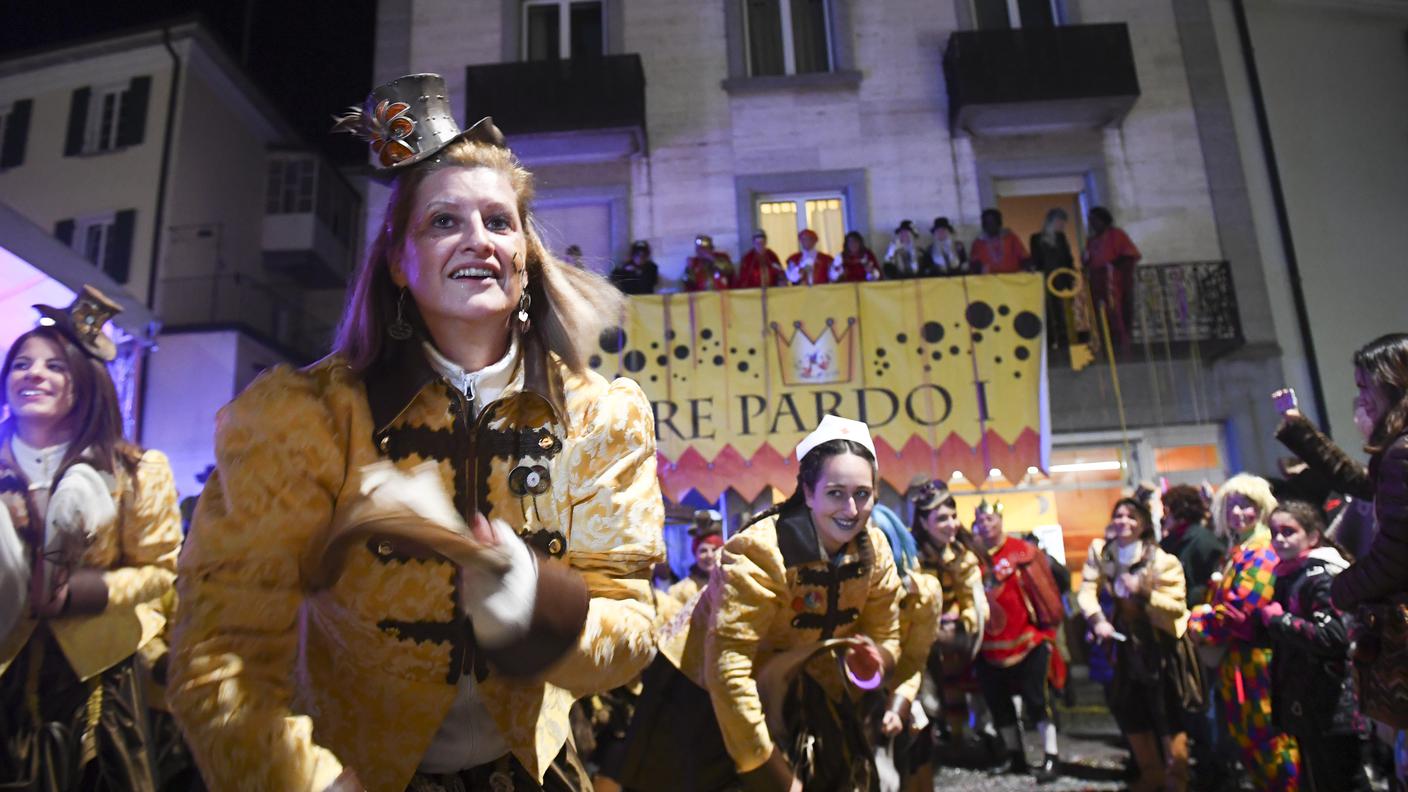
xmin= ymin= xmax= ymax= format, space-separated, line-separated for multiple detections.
xmin=771 ymin=318 xmax=857 ymax=386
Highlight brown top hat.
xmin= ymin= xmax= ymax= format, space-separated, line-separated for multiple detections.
xmin=34 ymin=284 xmax=124 ymax=362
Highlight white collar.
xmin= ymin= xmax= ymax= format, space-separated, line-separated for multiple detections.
xmin=422 ymin=335 xmax=522 ymax=411
xmin=9 ymin=433 xmax=70 ymax=488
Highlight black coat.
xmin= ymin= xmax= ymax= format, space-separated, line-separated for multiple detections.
xmin=1159 ymin=521 xmax=1226 ymax=606
xmin=610 ymin=260 xmax=659 ymax=295
xmin=1266 ymin=554 xmax=1359 ymax=737
xmin=1028 ymin=232 xmax=1074 ymax=274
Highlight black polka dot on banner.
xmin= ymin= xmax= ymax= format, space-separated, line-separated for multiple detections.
xmin=651 ymin=342 xmax=659 ymax=349
xmin=923 ymin=364 xmax=932 ymax=373
xmin=712 ymin=355 xmax=724 ymax=366
xmin=1014 ymin=311 xmax=1042 ymax=339
xmin=1015 ymin=346 xmax=1030 ymax=361
xmin=949 ymin=345 xmax=961 ymax=355
xmin=650 ymin=374 xmax=658 ymax=382
xmin=599 ymin=327 xmax=626 ymax=354
xmin=624 ymin=351 xmax=646 ymax=372
xmin=748 ymin=348 xmax=756 ymax=355
xmin=922 ymin=322 xmax=944 ymax=343
xmin=1014 ymin=371 xmax=1022 ymax=379
xmin=656 ymin=354 xmax=668 ymax=366
xmin=931 ymin=351 xmax=942 ymax=361
xmin=665 ymin=329 xmax=676 ymax=341
xmin=917 ymin=347 xmax=925 ymax=356
xmin=738 ymin=361 xmax=750 ymax=372
xmin=965 ymin=301 xmax=995 ymax=330
xmin=674 ymin=345 xmax=690 ymax=360
xmin=998 ymin=305 xmax=1010 ymax=316
xmin=701 ymin=328 xmax=714 ymax=340
xmin=995 ymin=356 xmax=1003 ymax=364
xmin=883 ymin=361 xmax=891 ymax=370
xmin=896 ymin=333 xmax=909 ymax=344
xmin=589 ymin=354 xmax=602 ymax=368
xmin=971 ymin=332 xmax=983 ymax=343
xmin=876 ymin=348 xmax=887 ymax=358
xmin=993 ymin=325 xmax=1002 ymax=333
xmin=730 ymin=347 xmax=737 ymax=354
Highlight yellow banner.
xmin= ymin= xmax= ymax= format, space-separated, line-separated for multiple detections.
xmin=589 ymin=275 xmax=1047 ymax=501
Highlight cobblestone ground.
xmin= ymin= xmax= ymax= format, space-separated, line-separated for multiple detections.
xmin=927 ymin=688 xmax=1129 ymax=791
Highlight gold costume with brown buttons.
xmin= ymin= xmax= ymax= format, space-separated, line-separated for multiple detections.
xmin=168 ymin=337 xmax=665 ymax=792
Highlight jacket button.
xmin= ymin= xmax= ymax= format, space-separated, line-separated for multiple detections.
xmin=378 ymin=435 xmax=390 ymax=453
xmin=547 ymin=537 xmax=564 ymax=556
xmin=538 ymin=435 xmax=555 ymax=449
xmin=376 ymin=540 xmax=393 ymax=556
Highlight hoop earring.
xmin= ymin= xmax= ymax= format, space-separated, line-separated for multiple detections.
xmin=388 ymin=288 xmax=414 ymax=340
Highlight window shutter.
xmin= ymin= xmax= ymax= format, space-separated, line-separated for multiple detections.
xmin=65 ymin=87 xmax=90 ymax=156
xmin=54 ymin=218 xmax=75 ymax=246
xmin=1 ymin=99 xmax=31 ymax=168
xmin=117 ymin=76 xmax=152 ymax=147
xmin=106 ymin=210 xmax=137 ymax=283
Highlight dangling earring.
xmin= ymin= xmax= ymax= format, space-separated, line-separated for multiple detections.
xmin=516 ymin=291 xmax=532 ymax=332
xmin=388 ymin=288 xmax=414 ymax=340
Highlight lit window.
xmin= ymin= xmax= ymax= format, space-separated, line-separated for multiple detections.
xmin=754 ymin=192 xmax=847 ymax=259
xmin=523 ymin=0 xmax=604 ymax=61
xmin=744 ymin=0 xmax=832 ymax=77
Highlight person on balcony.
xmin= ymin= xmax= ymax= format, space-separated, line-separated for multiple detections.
xmin=1083 ymin=207 xmax=1142 ymax=349
xmin=784 ymin=228 xmax=832 ymax=286
xmin=611 ymin=240 xmax=659 ymax=295
xmin=1029 ymin=209 xmax=1075 ymax=348
xmin=823 ymin=231 xmax=882 ymax=284
xmin=970 ymin=209 xmax=1031 ymax=275
xmin=684 ymin=235 xmax=735 ymax=292
xmin=169 ymin=73 xmax=665 ymax=792
xmin=922 ymin=216 xmax=968 ymax=277
xmin=735 ymin=231 xmax=785 ymax=289
xmin=883 ymin=219 xmax=923 ymax=279
xmin=0 ymin=286 xmax=184 ymax=792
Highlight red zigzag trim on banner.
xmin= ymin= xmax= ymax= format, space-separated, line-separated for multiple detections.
xmin=655 ymin=429 xmax=1042 ymax=503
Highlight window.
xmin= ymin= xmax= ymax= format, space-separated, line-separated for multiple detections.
xmin=744 ymin=0 xmax=832 ymax=76
xmin=266 ymin=157 xmax=317 ymax=214
xmin=755 ymin=192 xmax=847 ymax=259
xmin=971 ymin=0 xmax=1060 ymax=29
xmin=522 ymin=0 xmax=604 ymax=61
xmin=64 ymin=76 xmax=151 ymax=157
xmin=56 ymin=210 xmax=137 ymax=283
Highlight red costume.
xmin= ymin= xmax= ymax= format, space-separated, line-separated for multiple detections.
xmin=683 ymin=254 xmax=733 ymax=292
xmin=982 ymin=537 xmax=1054 ymax=667
xmin=970 ymin=232 xmax=1030 ymax=275
xmin=735 ymin=249 xmax=785 ymax=289
xmin=784 ymin=250 xmax=833 ymax=285
xmin=819 ymin=251 xmax=878 ymax=284
xmin=1084 ymin=227 xmax=1142 ymax=346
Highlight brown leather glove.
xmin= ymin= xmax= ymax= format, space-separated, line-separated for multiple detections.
xmin=738 ymin=747 xmax=796 ymax=792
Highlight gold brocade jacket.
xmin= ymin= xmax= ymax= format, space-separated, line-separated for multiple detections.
xmin=659 ymin=506 xmax=902 ymax=773
xmin=0 ymin=438 xmax=182 ymax=682
xmin=892 ymin=568 xmax=942 ymax=703
xmin=1076 ymin=539 xmax=1190 ymax=637
xmin=168 ymin=338 xmax=665 ymax=792
xmin=925 ymin=543 xmax=987 ymax=637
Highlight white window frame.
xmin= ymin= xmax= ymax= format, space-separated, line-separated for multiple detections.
xmin=970 ymin=0 xmax=1064 ymax=29
xmin=266 ymin=155 xmax=318 ymax=215
xmin=743 ymin=0 xmax=835 ymax=77
xmin=521 ymin=0 xmax=605 ymax=60
xmin=73 ymin=212 xmax=117 ymax=267
xmin=84 ymin=82 xmax=126 ymax=154
xmin=755 ymin=191 xmax=848 ymax=232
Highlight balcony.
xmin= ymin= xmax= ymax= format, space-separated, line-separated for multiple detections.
xmin=157 ymin=273 xmax=334 ymax=364
xmin=262 ymin=153 xmax=361 ymax=288
xmin=1051 ymin=260 xmax=1245 ymax=367
xmin=465 ymin=55 xmax=647 ymax=162
xmin=943 ymin=23 xmax=1140 ymax=135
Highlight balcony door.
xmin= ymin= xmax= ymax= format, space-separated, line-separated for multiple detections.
xmin=522 ymin=0 xmax=604 ymax=61
xmin=971 ymin=0 xmax=1062 ymax=29
xmin=753 ymin=192 xmax=847 ymax=260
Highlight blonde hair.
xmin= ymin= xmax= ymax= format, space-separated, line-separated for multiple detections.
xmin=1210 ymin=473 xmax=1277 ymax=541
xmin=334 ymin=139 xmax=623 ymax=373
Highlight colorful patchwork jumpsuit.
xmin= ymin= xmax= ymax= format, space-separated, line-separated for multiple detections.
xmin=1189 ymin=526 xmax=1300 ymax=790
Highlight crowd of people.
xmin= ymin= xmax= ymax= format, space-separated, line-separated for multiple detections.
xmin=0 ymin=71 xmax=1403 ymax=792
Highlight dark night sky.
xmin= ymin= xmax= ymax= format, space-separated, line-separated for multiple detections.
xmin=0 ymin=0 xmax=377 ymax=164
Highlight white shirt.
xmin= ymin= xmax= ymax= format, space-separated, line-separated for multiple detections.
xmin=10 ymin=434 xmax=68 ymax=490
xmin=418 ymin=337 xmax=532 ymax=773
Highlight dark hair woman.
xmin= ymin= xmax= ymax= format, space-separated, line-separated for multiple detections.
xmin=621 ymin=416 xmax=902 ymax=792
xmin=1078 ymin=498 xmax=1201 ymax=791
xmin=168 ymin=74 xmax=665 ymax=792
xmin=908 ymin=481 xmax=989 ymax=745
xmin=0 ymin=287 xmax=182 ymax=791
xmin=1258 ymin=501 xmax=1368 ymax=792
xmin=821 ymin=231 xmax=881 ymax=284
